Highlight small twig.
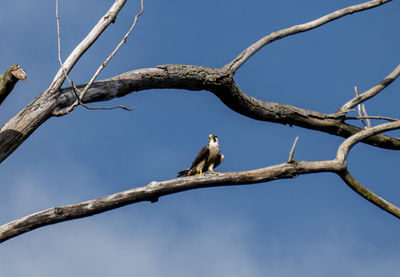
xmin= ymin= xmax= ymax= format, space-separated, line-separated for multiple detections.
xmin=355 ymin=86 xmax=367 ymax=128
xmin=53 ymin=0 xmax=144 ymax=116
xmin=345 ymin=116 xmax=399 ymax=122
xmin=56 ymin=0 xmax=80 ymax=94
xmin=288 ymin=136 xmax=299 ymax=163
xmin=81 ymin=103 xmax=135 ymax=111
xmin=361 ymin=104 xmax=371 ymax=128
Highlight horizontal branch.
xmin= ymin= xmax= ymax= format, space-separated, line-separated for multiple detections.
xmin=0 ymin=160 xmax=340 ymax=243
xmin=224 ymin=0 xmax=391 ymax=73
xmin=1 ymin=62 xmax=399 ymax=165
xmin=56 ymin=65 xmax=400 ymax=150
xmin=3 ymin=119 xmax=400 ymax=243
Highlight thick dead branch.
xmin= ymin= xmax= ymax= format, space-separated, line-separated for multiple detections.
xmin=224 ymin=0 xmax=391 ymax=73
xmin=0 ymin=64 xmax=26 ymax=105
xmin=337 ymin=63 xmax=400 ymax=113
xmin=56 ymin=65 xmax=400 ymax=150
xmin=0 ymin=62 xmax=399 ymax=165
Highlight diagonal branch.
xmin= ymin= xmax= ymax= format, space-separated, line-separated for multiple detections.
xmin=338 ymin=170 xmax=400 ymax=219
xmin=224 ymin=0 xmax=392 ymax=73
xmin=50 ymin=0 xmax=128 ymax=91
xmin=54 ymin=0 xmax=144 ymax=115
xmin=337 ymin=63 xmax=400 ymax=113
xmin=0 ymin=0 xmax=128 ymax=164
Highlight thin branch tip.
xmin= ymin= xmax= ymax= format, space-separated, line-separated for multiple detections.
xmin=288 ymin=136 xmax=299 ymax=163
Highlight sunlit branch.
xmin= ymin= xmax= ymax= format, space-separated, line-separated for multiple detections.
xmin=224 ymin=0 xmax=391 ymax=73
xmin=337 ymin=63 xmax=400 ymax=113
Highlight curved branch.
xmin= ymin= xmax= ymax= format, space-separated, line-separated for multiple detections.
xmin=56 ymin=65 xmax=400 ymax=150
xmin=338 ymin=170 xmax=400 ymax=219
xmin=337 ymin=64 xmax=400 ymax=113
xmin=1 ymin=63 xmax=399 ymax=165
xmin=336 ymin=120 xmax=400 ymax=163
xmin=224 ymin=0 xmax=391 ymax=73
xmin=0 ymin=160 xmax=340 ymax=243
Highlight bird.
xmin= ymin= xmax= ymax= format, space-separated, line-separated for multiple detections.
xmin=177 ymin=134 xmax=224 ymax=177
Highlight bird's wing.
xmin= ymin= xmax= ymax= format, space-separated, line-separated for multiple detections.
xmin=214 ymin=154 xmax=224 ymax=168
xmin=190 ymin=146 xmax=209 ymax=168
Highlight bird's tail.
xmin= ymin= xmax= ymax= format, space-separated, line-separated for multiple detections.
xmin=177 ymin=169 xmax=190 ymax=177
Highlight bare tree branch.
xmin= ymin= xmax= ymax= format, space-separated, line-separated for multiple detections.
xmin=3 ymin=120 xmax=400 ymax=243
xmin=345 ymin=116 xmax=398 ymax=122
xmin=0 ymin=57 xmax=399 ymax=166
xmin=0 ymin=0 xmax=128 ymax=163
xmin=338 ymin=170 xmax=400 ymax=219
xmin=54 ymin=0 xmax=144 ymax=115
xmin=337 ymin=63 xmax=400 ymax=113
xmin=224 ymin=0 xmax=392 ymax=73
xmin=336 ymin=120 xmax=400 ymax=163
xmin=0 ymin=64 xmax=26 ymax=106
xmin=56 ymin=65 xmax=400 ymax=150
xmin=0 ymin=160 xmax=341 ymax=243
xmin=50 ymin=0 xmax=128 ymax=91
xmin=288 ymin=136 xmax=299 ymax=163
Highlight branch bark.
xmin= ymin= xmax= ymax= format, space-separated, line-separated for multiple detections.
xmin=224 ymin=0 xmax=392 ymax=73
xmin=337 ymin=63 xmax=400 ymax=113
xmin=338 ymin=170 xmax=400 ymax=219
xmin=57 ymin=65 xmax=400 ymax=149
xmin=0 ymin=0 xmax=128 ymax=163
xmin=0 ymin=161 xmax=341 ymax=243
xmin=2 ymin=120 xmax=400 ymax=243
xmin=0 ymin=64 xmax=26 ymax=105
xmin=0 ymin=1 xmax=396 ymax=164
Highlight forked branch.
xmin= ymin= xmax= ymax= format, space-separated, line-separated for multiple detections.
xmin=54 ymin=0 xmax=144 ymax=115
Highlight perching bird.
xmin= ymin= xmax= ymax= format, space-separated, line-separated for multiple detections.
xmin=177 ymin=134 xmax=224 ymax=177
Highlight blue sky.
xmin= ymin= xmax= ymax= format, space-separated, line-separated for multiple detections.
xmin=1 ymin=0 xmax=400 ymax=276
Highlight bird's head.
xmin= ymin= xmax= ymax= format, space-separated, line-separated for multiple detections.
xmin=208 ymin=134 xmax=218 ymax=144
